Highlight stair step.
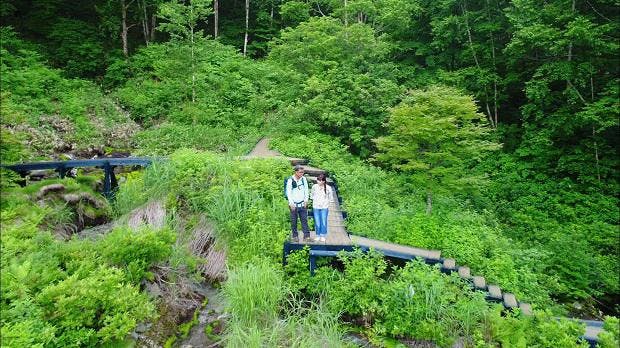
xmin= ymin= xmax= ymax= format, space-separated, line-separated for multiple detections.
xmin=472 ymin=276 xmax=486 ymax=290
xmin=458 ymin=266 xmax=471 ymax=279
xmin=443 ymin=258 xmax=456 ymax=270
xmin=503 ymin=293 xmax=518 ymax=308
xmin=487 ymin=285 xmax=502 ymax=300
xmin=289 ymin=158 xmax=309 ymax=165
xmin=519 ymin=302 xmax=532 ymax=315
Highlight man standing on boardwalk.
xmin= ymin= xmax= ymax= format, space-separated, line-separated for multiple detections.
xmin=287 ymin=165 xmax=310 ymax=242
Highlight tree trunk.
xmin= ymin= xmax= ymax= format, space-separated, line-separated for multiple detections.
xmin=593 ymin=126 xmax=601 ymax=183
xmin=150 ymin=13 xmax=156 ymax=41
xmin=566 ymin=0 xmax=576 ymax=88
xmin=486 ymin=0 xmax=499 ymax=127
xmin=270 ymin=1 xmax=274 ymax=28
xmin=590 ymin=75 xmax=601 ymax=183
xmin=243 ymin=0 xmax=249 ymax=57
xmin=190 ymin=14 xmax=196 ymax=104
xmin=214 ymin=0 xmax=219 ymax=38
xmin=567 ymin=0 xmax=575 ymax=62
xmin=121 ymin=0 xmax=129 ymax=57
xmin=462 ymin=0 xmax=494 ymax=126
xmin=426 ymin=190 xmax=433 ymax=215
xmin=141 ymin=0 xmax=149 ymax=45
xmin=344 ymin=0 xmax=348 ymax=27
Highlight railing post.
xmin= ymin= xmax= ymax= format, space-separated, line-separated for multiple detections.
xmin=57 ymin=164 xmax=67 ymax=179
xmin=282 ymin=242 xmax=291 ymax=267
xmin=309 ymin=253 xmax=316 ymax=276
xmin=103 ymin=161 xmax=116 ymax=199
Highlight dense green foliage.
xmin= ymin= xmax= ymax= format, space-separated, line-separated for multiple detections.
xmin=284 ymin=248 xmax=591 ymax=347
xmin=1 ymin=0 xmax=618 ymax=346
xmin=0 ymin=28 xmax=137 ymax=162
xmin=1 ymin=180 xmax=173 ymax=346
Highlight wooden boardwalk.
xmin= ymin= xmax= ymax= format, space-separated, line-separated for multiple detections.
xmin=350 ymin=235 xmax=441 ymax=261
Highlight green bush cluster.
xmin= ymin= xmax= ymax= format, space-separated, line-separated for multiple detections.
xmin=286 ymin=249 xmax=590 ymax=348
xmin=1 ymin=180 xmax=175 ymax=347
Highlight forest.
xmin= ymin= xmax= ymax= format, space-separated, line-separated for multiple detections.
xmin=0 ymin=0 xmax=618 ymax=347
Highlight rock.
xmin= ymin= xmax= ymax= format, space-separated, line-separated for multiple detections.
xmin=452 ymin=337 xmax=465 ymax=348
xmin=37 ymin=184 xmax=65 ymax=198
xmin=135 ymin=323 xmax=151 ymax=333
xmin=144 ymin=282 xmax=163 ymax=298
xmin=29 ymin=170 xmax=50 ymax=178
xmin=79 ymin=193 xmax=104 ymax=209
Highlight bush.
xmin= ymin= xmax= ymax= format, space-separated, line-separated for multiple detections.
xmin=1 ymin=180 xmax=174 ymax=347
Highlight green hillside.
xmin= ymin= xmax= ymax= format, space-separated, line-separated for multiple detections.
xmin=1 ymin=0 xmax=618 ymax=347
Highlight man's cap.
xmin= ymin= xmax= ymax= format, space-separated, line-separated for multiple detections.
xmin=293 ymin=165 xmax=304 ymax=172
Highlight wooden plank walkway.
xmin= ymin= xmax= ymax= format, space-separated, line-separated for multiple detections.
xmin=350 ymin=235 xmax=442 ymax=261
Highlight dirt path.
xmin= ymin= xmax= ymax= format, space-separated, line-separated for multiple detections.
xmin=245 ymin=138 xmax=282 ymax=158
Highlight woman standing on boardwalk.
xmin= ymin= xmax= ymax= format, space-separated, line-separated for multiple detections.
xmin=311 ymin=173 xmax=333 ymax=242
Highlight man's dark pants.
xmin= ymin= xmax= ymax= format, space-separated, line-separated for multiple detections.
xmin=290 ymin=206 xmax=310 ymax=240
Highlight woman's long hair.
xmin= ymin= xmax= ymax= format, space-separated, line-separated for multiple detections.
xmin=317 ymin=173 xmax=327 ymax=194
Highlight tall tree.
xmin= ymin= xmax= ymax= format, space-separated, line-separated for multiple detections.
xmin=214 ymin=0 xmax=219 ymax=37
xmin=505 ymin=0 xmax=619 ymax=185
xmin=121 ymin=0 xmax=132 ymax=56
xmin=158 ymin=0 xmax=213 ymax=103
xmin=374 ymin=86 xmax=500 ymax=214
xmin=138 ymin=0 xmax=160 ymax=44
xmin=243 ymin=0 xmax=249 ymax=56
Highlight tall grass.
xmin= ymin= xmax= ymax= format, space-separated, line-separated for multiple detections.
xmin=223 ymin=261 xmax=282 ymax=328
xmin=223 ymin=261 xmax=350 ymax=348
xmin=113 ymin=160 xmax=175 ymax=216
xmin=203 ymin=185 xmax=260 ymax=230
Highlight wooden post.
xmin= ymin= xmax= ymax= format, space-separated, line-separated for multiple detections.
xmin=282 ymin=242 xmax=291 ymax=267
xmin=309 ymin=253 xmax=316 ymax=276
xmin=103 ymin=162 xmax=117 ymax=199
xmin=57 ymin=164 xmax=67 ymax=179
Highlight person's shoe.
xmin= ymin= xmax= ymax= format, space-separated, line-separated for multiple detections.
xmin=303 ymin=236 xmax=312 ymax=243
xmin=313 ymin=236 xmax=320 ymax=242
xmin=290 ymin=235 xmax=299 ymax=243
xmin=320 ymin=236 xmax=326 ymax=242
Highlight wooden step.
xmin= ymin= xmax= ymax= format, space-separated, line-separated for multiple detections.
xmin=442 ymin=258 xmax=456 ymax=271
xmin=487 ymin=285 xmax=502 ymax=300
xmin=518 ymin=302 xmax=532 ymax=315
xmin=458 ymin=266 xmax=471 ymax=279
xmin=299 ymin=165 xmax=326 ymax=176
xmin=503 ymin=293 xmax=518 ymax=308
xmin=472 ymin=276 xmax=486 ymax=290
xmin=289 ymin=158 xmax=309 ymax=165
